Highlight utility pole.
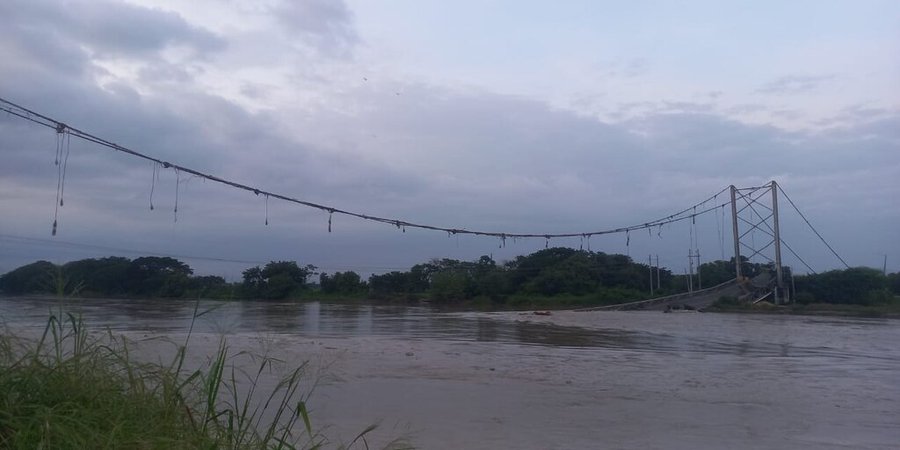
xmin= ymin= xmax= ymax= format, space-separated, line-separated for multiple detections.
xmin=655 ymin=255 xmax=661 ymax=291
xmin=685 ymin=269 xmax=691 ymax=292
xmin=687 ymin=249 xmax=702 ymax=291
xmin=883 ymin=254 xmax=888 ymax=276
xmin=648 ymin=255 xmax=654 ymax=296
xmin=697 ymin=250 xmax=702 ymax=289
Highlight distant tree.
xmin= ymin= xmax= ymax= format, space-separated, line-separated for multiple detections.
xmin=319 ymin=271 xmax=366 ymax=294
xmin=369 ymin=271 xmax=418 ymax=296
xmin=794 ymin=267 xmax=888 ymax=305
xmin=0 ymin=260 xmax=56 ymax=294
xmin=241 ymin=266 xmax=264 ymax=293
xmin=1 ymin=256 xmax=241 ymax=299
xmin=471 ymin=256 xmax=509 ymax=301
xmin=430 ymin=270 xmax=470 ymax=302
xmin=698 ymin=260 xmax=735 ymax=287
xmin=888 ymin=272 xmax=900 ymax=296
xmin=127 ymin=257 xmax=193 ymax=297
xmin=188 ymin=275 xmax=227 ymax=294
xmin=507 ymin=247 xmax=580 ymax=292
xmin=241 ymin=261 xmax=316 ymax=299
xmin=63 ymin=257 xmax=131 ymax=295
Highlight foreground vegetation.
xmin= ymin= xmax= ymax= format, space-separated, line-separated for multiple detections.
xmin=2 ymin=250 xmax=898 ymax=311
xmin=0 ymin=312 xmax=406 ymax=449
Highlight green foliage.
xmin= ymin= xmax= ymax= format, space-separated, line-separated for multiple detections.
xmin=48 ymin=265 xmax=85 ymax=298
xmin=0 ymin=260 xmax=56 ymax=294
xmin=319 ymin=271 xmax=367 ymax=295
xmin=241 ymin=261 xmax=318 ymax=300
xmin=888 ymin=272 xmax=900 ymax=295
xmin=3 ymin=257 xmax=247 ymax=300
xmin=698 ymin=257 xmax=774 ymax=287
xmin=0 ymin=312 xmax=402 ymax=449
xmin=368 ymin=249 xmax=663 ymax=306
xmin=698 ymin=260 xmax=735 ymax=286
xmin=0 ymin=314 xmax=300 ymax=449
xmin=187 ymin=275 xmax=228 ymax=296
xmin=0 ymin=256 xmax=216 ymax=299
xmin=430 ymin=270 xmax=470 ymax=302
xmin=794 ymin=267 xmax=888 ymax=305
xmin=865 ymin=288 xmax=895 ymax=305
xmin=368 ymin=270 xmax=426 ymax=296
xmin=794 ymin=292 xmax=816 ymax=305
xmin=63 ymin=257 xmax=130 ymax=295
xmin=126 ymin=256 xmax=194 ymax=297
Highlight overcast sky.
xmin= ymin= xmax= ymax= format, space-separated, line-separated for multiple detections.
xmin=1 ymin=0 xmax=898 ymax=280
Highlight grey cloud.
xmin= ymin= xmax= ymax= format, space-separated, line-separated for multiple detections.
xmin=0 ymin=23 xmax=91 ymax=76
xmin=273 ymin=0 xmax=358 ymax=57
xmin=74 ymin=2 xmax=226 ymax=57
xmin=0 ymin=0 xmax=225 ymax=60
xmin=815 ymin=105 xmax=895 ymax=128
xmin=756 ymin=74 xmax=835 ymax=95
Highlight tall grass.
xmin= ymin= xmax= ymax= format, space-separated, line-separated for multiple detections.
xmin=0 ymin=309 xmax=411 ymax=449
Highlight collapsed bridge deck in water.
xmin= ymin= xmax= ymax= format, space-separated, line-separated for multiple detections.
xmin=577 ymin=274 xmax=774 ymax=312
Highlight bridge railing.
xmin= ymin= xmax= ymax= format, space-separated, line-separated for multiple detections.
xmin=576 ymin=278 xmax=740 ymax=312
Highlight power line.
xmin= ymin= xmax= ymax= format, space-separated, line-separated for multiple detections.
xmin=777 ymin=185 xmax=850 ymax=269
xmin=1 ymin=96 xmax=728 ymax=240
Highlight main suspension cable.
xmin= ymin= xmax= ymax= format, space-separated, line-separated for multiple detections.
xmin=2 ymin=96 xmax=729 ymax=240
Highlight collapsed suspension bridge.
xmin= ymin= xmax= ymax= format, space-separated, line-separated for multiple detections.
xmin=0 ymin=96 xmax=849 ymax=307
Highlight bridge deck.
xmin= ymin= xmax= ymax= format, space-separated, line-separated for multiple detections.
xmin=577 ymin=279 xmax=743 ymax=312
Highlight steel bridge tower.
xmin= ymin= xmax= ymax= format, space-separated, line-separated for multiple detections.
xmin=730 ymin=181 xmax=789 ymax=304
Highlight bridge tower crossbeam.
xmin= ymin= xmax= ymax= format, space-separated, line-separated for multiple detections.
xmin=729 ymin=181 xmax=789 ymax=304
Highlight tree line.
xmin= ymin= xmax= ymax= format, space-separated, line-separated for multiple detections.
xmin=1 ymin=251 xmax=897 ymax=306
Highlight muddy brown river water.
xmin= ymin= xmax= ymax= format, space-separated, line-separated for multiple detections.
xmin=1 ymin=297 xmax=898 ymax=449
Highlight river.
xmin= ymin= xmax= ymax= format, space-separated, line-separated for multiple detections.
xmin=1 ymin=296 xmax=898 ymax=449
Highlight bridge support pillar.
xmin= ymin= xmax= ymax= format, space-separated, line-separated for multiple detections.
xmin=730 ymin=185 xmax=742 ymax=281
